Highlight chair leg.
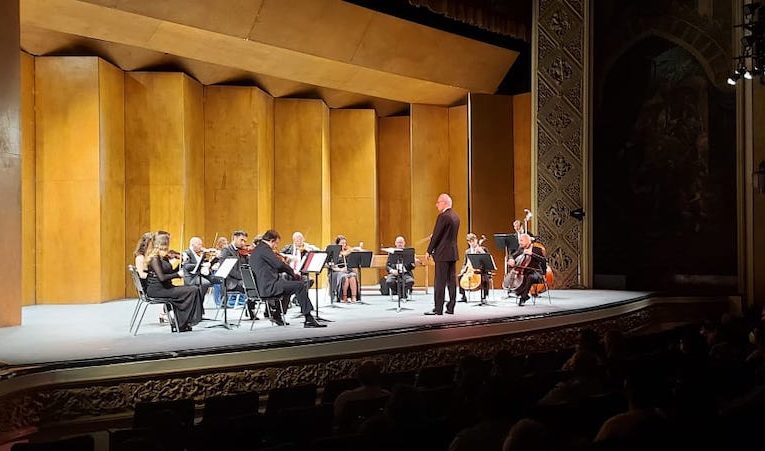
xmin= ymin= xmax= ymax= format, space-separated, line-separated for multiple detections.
xmin=278 ymin=298 xmax=289 ymax=326
xmin=168 ymin=304 xmax=180 ymax=332
xmin=133 ymin=303 xmax=149 ymax=336
xmin=129 ymin=298 xmax=143 ymax=332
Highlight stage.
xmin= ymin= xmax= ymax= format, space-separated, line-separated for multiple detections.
xmin=0 ymin=289 xmax=654 ymax=368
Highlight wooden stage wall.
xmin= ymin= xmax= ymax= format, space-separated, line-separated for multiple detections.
xmin=15 ymin=54 xmax=531 ymax=304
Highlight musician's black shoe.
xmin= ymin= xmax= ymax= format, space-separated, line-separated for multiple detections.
xmin=458 ymin=296 xmax=467 ymax=303
xmin=180 ymin=324 xmax=193 ymax=332
xmin=424 ymin=311 xmax=442 ymax=316
xmin=304 ymin=314 xmax=327 ymax=328
xmin=270 ymin=314 xmax=286 ymax=326
xmin=445 ymin=310 xmax=454 ymax=315
xmin=518 ymin=295 xmax=529 ymax=306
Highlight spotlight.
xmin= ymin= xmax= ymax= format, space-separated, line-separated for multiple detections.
xmin=728 ymin=77 xmax=738 ymax=85
xmin=745 ymin=70 xmax=754 ymax=79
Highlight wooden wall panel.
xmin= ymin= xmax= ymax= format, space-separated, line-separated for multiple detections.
xmin=125 ymin=72 xmax=186 ymax=262
xmin=273 ymin=99 xmax=330 ymax=247
xmin=377 ymin=116 xmax=411 ymax=249
xmin=204 ymin=86 xmax=274 ymax=243
xmin=330 ymin=109 xmax=377 ymax=284
xmin=35 ymin=57 xmax=102 ymax=303
xmin=469 ymin=93 xmax=515 ymax=288
xmin=0 ymin=1 xmax=21 ymax=325
xmin=21 ymin=52 xmax=35 ymax=306
xmin=182 ymin=76 xmax=205 ymax=242
xmin=448 ymin=105 xmax=468 ymax=235
xmin=411 ymin=104 xmax=451 ymax=287
xmin=97 ymin=59 xmax=125 ymax=300
xmin=512 ymin=93 xmax=532 ymax=221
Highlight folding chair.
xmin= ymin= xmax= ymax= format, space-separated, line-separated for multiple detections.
xmin=240 ymin=264 xmax=288 ymax=328
xmin=128 ymin=266 xmax=179 ymax=335
xmin=530 ymin=269 xmax=552 ymax=305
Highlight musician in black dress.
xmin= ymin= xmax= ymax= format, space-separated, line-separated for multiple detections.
xmin=145 ymin=233 xmax=204 ymax=332
xmin=507 ymin=234 xmax=546 ymax=306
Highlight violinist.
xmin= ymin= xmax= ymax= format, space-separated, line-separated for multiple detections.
xmin=281 ymin=231 xmax=317 ymax=289
xmin=216 ymin=230 xmax=257 ymax=318
xmin=145 ymin=233 xmax=204 ymax=332
xmin=458 ymin=233 xmax=491 ymax=302
xmin=506 ymin=234 xmax=546 ymax=306
xmin=182 ymin=236 xmax=217 ymax=293
xmin=133 ymin=232 xmax=155 ymax=288
xmin=249 ymin=229 xmax=326 ymax=328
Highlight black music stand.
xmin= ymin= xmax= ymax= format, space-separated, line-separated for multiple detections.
xmin=324 ymin=245 xmax=344 ymax=308
xmin=206 ymin=257 xmax=239 ymax=330
xmin=345 ymin=251 xmax=373 ymax=305
xmin=494 ymin=233 xmax=517 ymax=299
xmin=300 ymin=251 xmax=332 ymax=322
xmin=467 ymin=253 xmax=497 ymax=307
xmin=386 ymin=248 xmax=415 ymax=313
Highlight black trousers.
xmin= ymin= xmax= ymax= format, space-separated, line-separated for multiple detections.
xmin=433 ymin=260 xmax=457 ymax=313
xmin=515 ymin=272 xmax=544 ymax=299
xmin=274 ymin=279 xmax=314 ymax=315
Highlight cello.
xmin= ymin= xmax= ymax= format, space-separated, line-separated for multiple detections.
xmin=459 ymin=235 xmax=486 ymax=291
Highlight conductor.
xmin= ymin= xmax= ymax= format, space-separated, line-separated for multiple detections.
xmin=425 ymin=193 xmax=460 ymax=315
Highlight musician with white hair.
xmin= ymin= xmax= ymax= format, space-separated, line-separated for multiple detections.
xmin=506 ymin=234 xmax=546 ymax=306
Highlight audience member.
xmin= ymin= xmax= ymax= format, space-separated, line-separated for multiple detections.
xmin=334 ymin=360 xmax=390 ymax=423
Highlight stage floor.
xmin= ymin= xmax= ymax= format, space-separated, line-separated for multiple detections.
xmin=0 ymin=289 xmax=651 ymax=367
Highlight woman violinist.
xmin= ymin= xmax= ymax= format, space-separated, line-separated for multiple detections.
xmin=331 ymin=235 xmax=360 ymax=303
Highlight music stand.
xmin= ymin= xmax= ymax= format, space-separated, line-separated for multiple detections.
xmin=298 ymin=251 xmax=331 ymax=322
xmin=467 ymin=253 xmax=497 ymax=307
xmin=324 ymin=245 xmax=343 ymax=307
xmin=386 ymin=248 xmax=415 ymax=313
xmin=494 ymin=234 xmax=516 ymax=298
xmin=206 ymin=257 xmax=239 ymax=329
xmin=345 ymin=251 xmax=373 ymax=305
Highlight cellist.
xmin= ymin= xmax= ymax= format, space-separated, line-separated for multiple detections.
xmin=458 ymin=233 xmax=490 ymax=302
xmin=506 ymin=234 xmax=546 ymax=306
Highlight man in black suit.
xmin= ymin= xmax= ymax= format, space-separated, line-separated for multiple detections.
xmin=249 ymin=229 xmax=326 ymax=328
xmin=216 ymin=230 xmax=255 ymax=317
xmin=425 ymin=193 xmax=460 ymax=315
xmin=385 ymin=236 xmax=416 ymax=299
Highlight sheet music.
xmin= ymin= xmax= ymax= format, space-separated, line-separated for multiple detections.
xmin=303 ymin=252 xmax=328 ymax=272
xmin=214 ymin=258 xmax=238 ymax=279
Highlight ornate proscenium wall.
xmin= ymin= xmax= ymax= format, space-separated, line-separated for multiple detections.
xmin=534 ymin=0 xmax=590 ymax=288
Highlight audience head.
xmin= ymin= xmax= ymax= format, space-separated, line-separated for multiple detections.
xmin=394 ymin=236 xmax=406 ymax=249
xmin=577 ymin=328 xmax=601 ymax=353
xmin=455 ymin=353 xmax=485 ymax=387
xmin=385 ymin=385 xmax=425 ymax=424
xmin=503 ymin=418 xmax=551 ymax=451
xmin=231 ymin=230 xmax=248 ymax=249
xmin=134 ymin=232 xmax=155 ymax=257
xmin=356 ymin=360 xmax=383 ymax=387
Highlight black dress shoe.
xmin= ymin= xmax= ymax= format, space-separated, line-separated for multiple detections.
xmin=445 ymin=310 xmax=454 ymax=315
xmin=180 ymin=324 xmax=192 ymax=332
xmin=518 ymin=295 xmax=529 ymax=306
xmin=304 ymin=317 xmax=327 ymax=328
xmin=424 ymin=311 xmax=442 ymax=316
xmin=458 ymin=297 xmax=467 ymax=303
xmin=270 ymin=316 xmax=286 ymax=326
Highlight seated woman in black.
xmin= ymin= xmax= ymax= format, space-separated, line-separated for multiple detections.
xmin=145 ymin=233 xmax=203 ymax=332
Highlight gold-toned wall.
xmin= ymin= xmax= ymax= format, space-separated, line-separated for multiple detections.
xmin=753 ymin=83 xmax=765 ymax=303
xmin=378 ymin=116 xmax=411 ymax=248
xmin=125 ymin=72 xmax=204 ymax=290
xmin=512 ymin=93 xmax=532 ymax=221
xmin=469 ymin=93 xmax=515 ymax=288
xmin=273 ymin=98 xmax=330 ymax=246
xmin=448 ymin=105 xmax=468 ymax=235
xmin=411 ymin=104 xmax=453 ymax=287
xmin=0 ymin=3 xmax=21 ymax=325
xmin=204 ymin=86 xmax=274 ymax=243
xmin=36 ymin=57 xmax=125 ymax=303
xmin=21 ymin=52 xmax=35 ymax=306
xmin=97 ymin=59 xmax=126 ymax=301
xmin=330 ymin=109 xmax=378 ymax=284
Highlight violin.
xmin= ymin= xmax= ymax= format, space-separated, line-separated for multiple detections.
xmin=238 ymin=242 xmax=254 ymax=257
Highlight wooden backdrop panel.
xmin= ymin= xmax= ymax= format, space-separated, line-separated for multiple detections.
xmin=448 ymin=105 xmax=468 ymax=237
xmin=513 ymin=93 xmax=532 ymax=222
xmin=204 ymin=86 xmax=273 ymax=243
xmin=182 ymin=76 xmax=205 ymax=243
xmin=377 ymin=116 xmax=411 ymax=248
xmin=274 ymin=99 xmax=330 ymax=247
xmin=97 ymin=59 xmax=125 ymax=300
xmin=35 ymin=57 xmax=102 ymax=303
xmin=330 ymin=109 xmax=377 ymax=284
xmin=411 ymin=104 xmax=452 ymax=287
xmin=469 ymin=93 xmax=515 ymax=288
xmin=21 ymin=52 xmax=35 ymax=306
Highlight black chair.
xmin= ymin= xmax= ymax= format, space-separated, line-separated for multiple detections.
xmin=133 ymin=399 xmax=195 ymax=433
xmin=380 ymin=370 xmax=417 ymax=390
xmin=128 ymin=265 xmax=179 ymax=335
xmin=335 ymin=395 xmax=390 ymax=433
xmin=265 ymin=384 xmax=318 ymax=416
xmin=109 ymin=428 xmax=165 ymax=451
xmin=241 ymin=264 xmax=288 ymax=328
xmin=11 ymin=435 xmax=94 ymax=451
xmin=415 ymin=365 xmax=456 ymax=389
xmin=202 ymin=392 xmax=260 ymax=424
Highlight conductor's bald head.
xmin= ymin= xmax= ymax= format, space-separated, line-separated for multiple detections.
xmin=436 ymin=193 xmax=453 ymax=212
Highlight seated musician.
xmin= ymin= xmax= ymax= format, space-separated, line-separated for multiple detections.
xmin=281 ymin=231 xmax=317 ymax=288
xmin=182 ymin=237 xmax=216 ymax=291
xmin=145 ymin=233 xmax=204 ymax=332
xmin=133 ymin=232 xmax=155 ymax=288
xmin=331 ymin=235 xmax=360 ymax=303
xmin=507 ymin=233 xmax=546 ymax=306
xmin=249 ymin=229 xmax=326 ymax=328
xmin=385 ymin=236 xmax=415 ymax=300
xmin=458 ymin=233 xmax=491 ymax=302
xmin=217 ymin=230 xmax=256 ymax=318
